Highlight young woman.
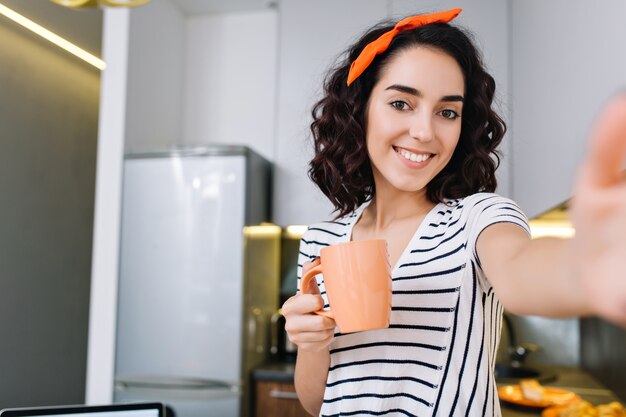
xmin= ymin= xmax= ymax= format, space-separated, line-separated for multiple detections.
xmin=281 ymin=8 xmax=626 ymax=417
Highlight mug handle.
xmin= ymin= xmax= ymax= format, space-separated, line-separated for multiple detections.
xmin=300 ymin=258 xmax=334 ymax=319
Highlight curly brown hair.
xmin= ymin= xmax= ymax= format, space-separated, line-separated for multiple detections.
xmin=309 ymin=19 xmax=506 ymax=219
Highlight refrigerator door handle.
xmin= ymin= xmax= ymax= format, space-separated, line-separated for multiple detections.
xmin=115 ymin=375 xmax=240 ymax=393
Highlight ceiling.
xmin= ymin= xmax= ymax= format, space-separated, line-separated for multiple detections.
xmin=0 ymin=0 xmax=276 ymax=61
xmin=169 ymin=0 xmax=276 ymax=15
xmin=0 ymin=0 xmax=103 ymax=57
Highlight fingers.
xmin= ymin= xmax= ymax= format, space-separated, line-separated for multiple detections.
xmin=282 ymin=293 xmax=324 ymax=315
xmin=300 ymin=258 xmax=321 ymax=295
xmin=281 ymin=293 xmax=336 ymax=352
xmin=582 ymin=94 xmax=626 ymax=187
xmin=284 ymin=313 xmax=336 ymax=333
xmin=290 ymin=330 xmax=335 ymax=352
xmin=285 ymin=313 xmax=336 ymax=352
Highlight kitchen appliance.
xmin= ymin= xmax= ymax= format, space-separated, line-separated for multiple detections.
xmin=269 ymin=232 xmax=302 ymax=362
xmin=0 ymin=402 xmax=164 ymax=417
xmin=113 ymin=145 xmax=279 ymax=417
xmin=269 ymin=309 xmax=296 ymax=362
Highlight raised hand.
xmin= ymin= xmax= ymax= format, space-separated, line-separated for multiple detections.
xmin=570 ymin=94 xmax=626 ymax=327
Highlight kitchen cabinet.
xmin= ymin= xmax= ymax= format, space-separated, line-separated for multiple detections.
xmin=255 ymin=380 xmax=309 ymax=417
xmin=252 ymin=362 xmax=309 ymax=417
xmin=510 ymin=1 xmax=626 ymax=218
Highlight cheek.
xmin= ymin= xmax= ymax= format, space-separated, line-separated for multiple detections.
xmin=367 ymin=118 xmax=402 ymax=149
xmin=440 ymin=125 xmax=462 ymax=152
xmin=365 ymin=115 xmax=393 ymax=150
xmin=445 ymin=138 xmax=460 ymax=158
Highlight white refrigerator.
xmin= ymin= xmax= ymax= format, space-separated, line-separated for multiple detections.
xmin=113 ymin=145 xmax=279 ymax=417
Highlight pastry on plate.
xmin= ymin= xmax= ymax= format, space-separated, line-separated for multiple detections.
xmin=520 ymin=378 xmax=546 ymax=402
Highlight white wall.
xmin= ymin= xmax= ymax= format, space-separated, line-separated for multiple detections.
xmin=183 ymin=9 xmax=278 ymax=162
xmin=87 ymin=0 xmax=187 ymax=403
xmin=86 ymin=8 xmax=130 ymax=406
xmin=124 ymin=0 xmax=186 ymax=152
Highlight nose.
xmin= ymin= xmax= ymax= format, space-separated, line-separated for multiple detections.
xmin=408 ymin=111 xmax=434 ymax=142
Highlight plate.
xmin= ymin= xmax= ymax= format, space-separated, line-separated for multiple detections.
xmin=498 ymin=385 xmax=580 ymax=408
xmin=542 ymin=405 xmax=567 ymax=417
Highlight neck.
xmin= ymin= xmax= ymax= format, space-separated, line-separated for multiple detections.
xmin=365 ymin=186 xmax=435 ymax=232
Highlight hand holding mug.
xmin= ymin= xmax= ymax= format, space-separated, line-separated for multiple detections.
xmin=281 ymin=260 xmax=337 ymax=352
xmin=300 ymin=239 xmax=392 ymax=334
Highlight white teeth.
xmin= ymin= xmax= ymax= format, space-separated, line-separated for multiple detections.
xmin=399 ymin=149 xmax=430 ymax=163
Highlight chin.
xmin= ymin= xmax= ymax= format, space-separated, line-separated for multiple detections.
xmin=391 ymin=179 xmax=430 ymax=193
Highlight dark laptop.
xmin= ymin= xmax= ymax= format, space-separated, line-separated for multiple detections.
xmin=0 ymin=403 xmax=164 ymax=417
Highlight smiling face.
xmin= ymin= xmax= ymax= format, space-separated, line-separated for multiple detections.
xmin=365 ymin=46 xmax=465 ymax=197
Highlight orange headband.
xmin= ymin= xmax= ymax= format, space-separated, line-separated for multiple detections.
xmin=346 ymin=8 xmax=462 ymax=86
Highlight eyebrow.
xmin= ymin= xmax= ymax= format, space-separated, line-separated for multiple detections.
xmin=385 ymin=84 xmax=464 ymax=103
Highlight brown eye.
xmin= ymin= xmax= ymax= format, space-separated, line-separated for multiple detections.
xmin=390 ymin=100 xmax=409 ymax=111
xmin=440 ymin=109 xmax=459 ymax=120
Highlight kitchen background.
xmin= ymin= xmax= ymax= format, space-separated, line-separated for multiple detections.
xmin=0 ymin=0 xmax=625 ymax=413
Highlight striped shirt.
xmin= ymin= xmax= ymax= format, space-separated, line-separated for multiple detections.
xmin=296 ymin=193 xmax=530 ymax=417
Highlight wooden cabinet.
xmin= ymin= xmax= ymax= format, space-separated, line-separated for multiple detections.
xmin=254 ymin=380 xmax=310 ymax=417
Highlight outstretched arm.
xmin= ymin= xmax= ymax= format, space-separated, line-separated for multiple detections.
xmin=478 ymin=94 xmax=626 ymax=327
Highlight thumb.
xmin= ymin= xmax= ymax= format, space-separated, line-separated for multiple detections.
xmin=580 ymin=94 xmax=626 ymax=188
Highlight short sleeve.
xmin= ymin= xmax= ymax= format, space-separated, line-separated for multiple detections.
xmin=465 ymin=193 xmax=531 ymax=270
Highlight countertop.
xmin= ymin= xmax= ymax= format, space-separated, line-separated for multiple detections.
xmin=252 ymin=360 xmax=296 ymax=383
xmin=252 ymin=361 xmax=621 ymax=416
xmin=498 ymin=365 xmax=620 ymax=417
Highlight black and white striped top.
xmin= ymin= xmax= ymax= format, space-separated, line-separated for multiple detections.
xmin=296 ymin=193 xmax=530 ymax=417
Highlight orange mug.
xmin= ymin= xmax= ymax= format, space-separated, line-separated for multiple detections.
xmin=301 ymin=239 xmax=392 ymax=333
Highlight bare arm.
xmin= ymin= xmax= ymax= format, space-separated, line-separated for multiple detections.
xmin=294 ymin=349 xmax=330 ymax=416
xmin=282 ymin=261 xmax=335 ymax=416
xmin=477 ymin=224 xmax=589 ymax=317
